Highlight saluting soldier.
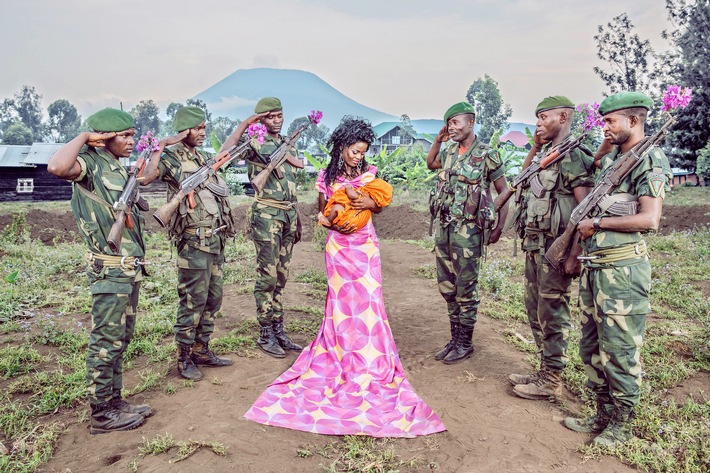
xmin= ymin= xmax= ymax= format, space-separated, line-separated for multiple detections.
xmin=48 ymin=108 xmax=151 ymax=434
xmin=220 ymin=97 xmax=303 ymax=358
xmin=426 ymin=102 xmax=510 ymax=364
xmin=141 ymin=106 xmax=236 ymax=381
xmin=563 ymin=92 xmax=672 ymax=447
xmin=509 ymin=96 xmax=596 ymax=400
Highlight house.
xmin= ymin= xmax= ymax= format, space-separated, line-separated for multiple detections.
xmin=671 ymin=168 xmax=700 ymax=187
xmin=369 ymin=122 xmax=434 ymax=156
xmin=0 ymin=143 xmax=72 ymax=202
xmin=499 ymin=130 xmax=531 ymax=149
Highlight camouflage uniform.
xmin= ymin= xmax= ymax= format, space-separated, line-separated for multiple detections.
xmin=71 ymin=147 xmax=146 ymax=405
xmin=242 ymin=135 xmax=299 ymax=324
xmin=515 ymin=137 xmax=595 ymax=372
xmin=157 ymin=142 xmax=236 ymax=347
xmin=431 ymin=137 xmax=505 ymax=327
xmin=578 ymin=145 xmax=671 ymax=408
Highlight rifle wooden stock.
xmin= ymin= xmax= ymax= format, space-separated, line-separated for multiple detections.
xmin=250 ymin=123 xmax=310 ymax=193
xmin=153 ymin=189 xmax=185 ymax=227
xmin=107 ymin=211 xmax=127 ymax=254
xmin=251 ymin=161 xmax=277 ymax=194
xmin=544 ymin=224 xmax=576 ymax=270
xmin=493 ymin=184 xmax=515 ymax=212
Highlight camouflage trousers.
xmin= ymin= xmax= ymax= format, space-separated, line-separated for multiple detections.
xmin=86 ymin=265 xmax=141 ymax=405
xmin=578 ymin=257 xmax=650 ymax=408
xmin=524 ymin=249 xmax=573 ymax=372
xmin=434 ymin=222 xmax=482 ymax=327
xmin=252 ymin=214 xmax=297 ymax=324
xmin=174 ymin=238 xmax=224 ymax=347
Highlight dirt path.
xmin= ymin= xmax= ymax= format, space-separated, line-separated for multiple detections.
xmin=40 ymin=241 xmax=634 ymax=473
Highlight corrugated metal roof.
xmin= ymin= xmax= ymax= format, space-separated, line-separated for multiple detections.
xmin=372 ymin=122 xmax=399 ymax=138
xmin=24 ymin=142 xmax=64 ymax=165
xmin=0 ymin=145 xmax=33 ymax=167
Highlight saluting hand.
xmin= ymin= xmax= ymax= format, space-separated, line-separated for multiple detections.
xmin=160 ymin=130 xmax=189 ymax=147
xmin=245 ymin=112 xmax=270 ymax=125
xmin=86 ymin=132 xmax=116 ymax=148
xmin=435 ymin=125 xmax=450 ymax=144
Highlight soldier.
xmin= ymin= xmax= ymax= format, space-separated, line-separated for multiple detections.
xmin=220 ymin=97 xmax=303 ymax=358
xmin=509 ymin=96 xmax=596 ymax=400
xmin=141 ymin=106 xmax=236 ymax=381
xmin=426 ymin=102 xmax=510 ymax=364
xmin=563 ymin=92 xmax=672 ymax=446
xmin=48 ymin=108 xmax=151 ymax=434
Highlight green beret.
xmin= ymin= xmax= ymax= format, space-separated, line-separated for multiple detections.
xmin=444 ymin=102 xmax=475 ymax=123
xmin=535 ymin=96 xmax=575 ymax=117
xmin=254 ymin=97 xmax=282 ymax=114
xmin=173 ymin=106 xmax=206 ymax=132
xmin=598 ymin=92 xmax=654 ymax=116
xmin=86 ymin=108 xmax=134 ymax=132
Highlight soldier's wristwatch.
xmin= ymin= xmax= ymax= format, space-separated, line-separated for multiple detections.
xmin=593 ymin=216 xmax=602 ymax=231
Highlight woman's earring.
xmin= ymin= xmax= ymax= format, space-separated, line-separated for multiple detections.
xmin=357 ymin=160 xmax=363 ymax=173
xmin=337 ymin=156 xmax=344 ymax=169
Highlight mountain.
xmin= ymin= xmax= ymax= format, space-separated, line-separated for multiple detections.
xmin=193 ymin=68 xmax=398 ymax=130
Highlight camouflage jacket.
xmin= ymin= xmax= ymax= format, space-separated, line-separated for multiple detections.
xmin=71 ymin=146 xmax=145 ymax=258
xmin=242 ymin=134 xmax=299 ymax=222
xmin=582 ymin=145 xmax=672 ymax=254
xmin=518 ymin=135 xmax=596 ymax=250
xmin=158 ymin=142 xmax=235 ymax=254
xmin=433 ymin=136 xmax=505 ymax=232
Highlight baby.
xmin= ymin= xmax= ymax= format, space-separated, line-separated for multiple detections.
xmin=318 ymin=177 xmax=392 ymax=231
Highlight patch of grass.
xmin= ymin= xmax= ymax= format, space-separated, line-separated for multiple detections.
xmin=0 ymin=345 xmax=46 ymax=379
xmin=136 ymin=432 xmax=227 ymax=465
xmin=317 ymin=436 xmax=419 ymax=473
xmin=414 ymin=263 xmax=436 ymax=280
xmin=664 ymin=186 xmax=710 ymax=207
xmin=125 ymin=367 xmax=167 ymax=396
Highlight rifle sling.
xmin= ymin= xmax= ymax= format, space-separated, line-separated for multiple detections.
xmin=596 ymin=193 xmax=639 ymax=216
xmin=75 ymin=182 xmax=116 ymax=218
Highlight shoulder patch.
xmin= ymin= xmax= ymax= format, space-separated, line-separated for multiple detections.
xmin=647 ymin=172 xmax=666 ymax=198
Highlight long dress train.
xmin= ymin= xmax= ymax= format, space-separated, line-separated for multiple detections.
xmin=244 ymin=167 xmax=445 ymax=437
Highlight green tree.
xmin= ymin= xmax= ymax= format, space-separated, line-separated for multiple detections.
xmin=466 ymin=75 xmax=512 ymax=143
xmin=286 ymin=117 xmax=330 ymax=152
xmin=129 ymin=100 xmax=161 ymax=140
xmin=0 ymin=86 xmax=45 ymax=140
xmin=661 ymin=0 xmax=710 ymax=168
xmin=212 ymin=116 xmax=240 ymax=143
xmin=46 ymin=99 xmax=81 ymax=143
xmin=398 ymin=114 xmax=416 ymax=143
xmin=696 ymin=139 xmax=710 ymax=183
xmin=3 ymin=122 xmax=34 ymax=145
xmin=593 ymin=13 xmax=654 ymax=95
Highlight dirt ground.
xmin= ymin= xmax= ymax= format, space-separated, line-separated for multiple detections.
xmin=2 ymin=203 xmax=707 ymax=472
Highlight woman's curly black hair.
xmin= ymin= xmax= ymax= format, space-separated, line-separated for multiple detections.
xmin=324 ymin=116 xmax=376 ymax=186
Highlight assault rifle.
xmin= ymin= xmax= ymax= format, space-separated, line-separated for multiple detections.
xmin=249 ymin=119 xmax=314 ymax=194
xmin=544 ymin=112 xmax=676 ymax=270
xmin=493 ymin=131 xmax=589 ymax=212
xmin=153 ymin=141 xmax=250 ymax=227
xmin=107 ymin=151 xmax=151 ymax=254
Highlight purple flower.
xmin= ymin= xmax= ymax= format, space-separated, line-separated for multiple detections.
xmin=576 ymin=102 xmax=604 ymax=130
xmin=135 ymin=130 xmax=160 ymax=153
xmin=662 ymin=85 xmax=692 ymax=112
xmin=309 ymin=110 xmax=323 ymax=125
xmin=247 ymin=123 xmax=267 ymax=145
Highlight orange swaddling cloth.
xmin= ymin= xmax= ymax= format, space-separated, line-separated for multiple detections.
xmin=322 ymin=178 xmax=393 ymax=230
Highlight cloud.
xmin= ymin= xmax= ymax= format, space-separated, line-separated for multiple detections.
xmin=208 ymin=95 xmax=258 ymax=114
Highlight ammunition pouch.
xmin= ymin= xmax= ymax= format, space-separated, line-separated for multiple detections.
xmin=136 ymin=195 xmax=149 ymax=212
xmin=597 ymin=193 xmax=639 ymax=217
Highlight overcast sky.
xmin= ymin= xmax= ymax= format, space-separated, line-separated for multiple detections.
xmin=1 ymin=0 xmax=671 ymax=123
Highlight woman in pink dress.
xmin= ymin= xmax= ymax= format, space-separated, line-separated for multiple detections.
xmin=244 ymin=117 xmax=445 ymax=437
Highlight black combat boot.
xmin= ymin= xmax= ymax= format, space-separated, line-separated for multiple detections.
xmin=177 ymin=344 xmax=204 ymax=381
xmin=564 ymin=393 xmax=614 ymax=433
xmin=434 ymin=320 xmax=460 ymax=361
xmin=443 ymin=324 xmax=475 ymax=364
xmin=110 ymin=391 xmax=153 ymax=417
xmin=191 ymin=340 xmax=233 ymax=366
xmin=592 ymin=405 xmax=635 ymax=447
xmin=90 ymin=401 xmax=144 ymax=435
xmin=272 ymin=316 xmax=303 ymax=351
xmin=257 ymin=321 xmax=286 ymax=358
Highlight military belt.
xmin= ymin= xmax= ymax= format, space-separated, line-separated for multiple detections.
xmin=578 ymin=240 xmax=647 ymax=265
xmin=184 ymin=226 xmax=227 ymax=238
xmin=85 ymin=251 xmax=146 ymax=270
xmin=255 ymin=196 xmax=295 ymax=210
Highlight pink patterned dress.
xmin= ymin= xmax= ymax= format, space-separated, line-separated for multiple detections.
xmin=244 ymin=166 xmax=445 ymax=437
